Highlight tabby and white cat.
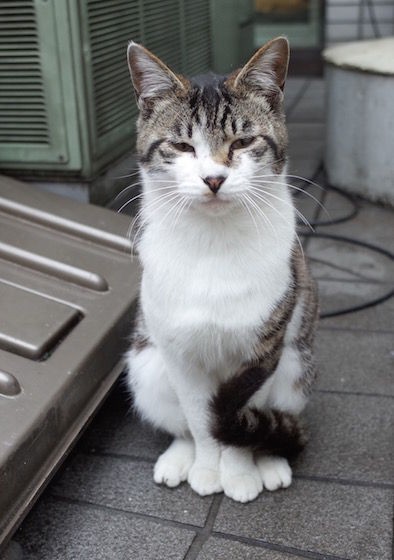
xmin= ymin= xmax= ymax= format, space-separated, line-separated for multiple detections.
xmin=126 ymin=37 xmax=318 ymax=503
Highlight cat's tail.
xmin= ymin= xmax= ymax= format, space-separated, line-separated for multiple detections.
xmin=210 ymin=366 xmax=307 ymax=459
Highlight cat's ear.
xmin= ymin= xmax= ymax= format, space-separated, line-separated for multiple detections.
xmin=230 ymin=37 xmax=289 ymax=95
xmin=127 ymin=42 xmax=186 ymax=107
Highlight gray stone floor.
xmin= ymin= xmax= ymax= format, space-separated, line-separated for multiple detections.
xmin=11 ymin=79 xmax=394 ymax=560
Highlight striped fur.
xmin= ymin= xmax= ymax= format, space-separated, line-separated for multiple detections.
xmin=211 ymin=246 xmax=318 ymax=458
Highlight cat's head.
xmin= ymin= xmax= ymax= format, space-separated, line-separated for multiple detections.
xmin=127 ymin=38 xmax=289 ymax=217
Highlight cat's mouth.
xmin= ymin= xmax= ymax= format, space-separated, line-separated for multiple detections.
xmin=201 ymin=196 xmax=231 ymax=206
xmin=193 ymin=194 xmax=236 ymax=215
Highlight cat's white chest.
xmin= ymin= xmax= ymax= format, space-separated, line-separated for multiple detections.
xmin=139 ymin=225 xmax=292 ymax=372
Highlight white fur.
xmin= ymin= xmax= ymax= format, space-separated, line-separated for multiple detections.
xmin=257 ymin=456 xmax=292 ymax=491
xmin=127 ymin=131 xmax=305 ymax=502
xmin=154 ymin=438 xmax=194 ymax=487
xmin=220 ymin=447 xmax=262 ymax=503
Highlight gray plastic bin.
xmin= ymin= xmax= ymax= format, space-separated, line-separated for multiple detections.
xmin=0 ymin=176 xmax=139 ymax=550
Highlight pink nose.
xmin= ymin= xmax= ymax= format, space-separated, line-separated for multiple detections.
xmin=203 ymin=175 xmax=226 ymax=194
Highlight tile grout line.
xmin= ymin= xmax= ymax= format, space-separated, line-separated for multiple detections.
xmin=294 ymin=473 xmax=394 ymax=490
xmin=318 ymin=324 xmax=394 ymax=334
xmin=183 ymin=494 xmax=224 ymax=560
xmin=312 ymin=275 xmax=394 ymax=287
xmin=50 ymin=493 xmax=203 ymax=533
xmin=315 ymin=388 xmax=394 ymax=400
xmin=51 ymin=491 xmax=356 ymax=560
xmin=212 ymin=531 xmax=351 ymax=560
xmin=392 ymin=497 xmax=394 ymax=560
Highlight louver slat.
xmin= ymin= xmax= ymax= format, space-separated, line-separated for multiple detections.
xmin=184 ymin=0 xmax=211 ymax=76
xmin=87 ymin=0 xmax=140 ymax=140
xmin=143 ymin=0 xmax=182 ymax=71
xmin=0 ymin=1 xmax=49 ymax=144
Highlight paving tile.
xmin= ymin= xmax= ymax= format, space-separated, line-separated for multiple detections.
xmin=288 ymin=122 xmax=325 ymax=142
xmin=320 ymin=294 xmax=394 ymax=332
xmin=214 ymin=479 xmax=393 ymax=560
xmin=288 ymin=158 xmax=321 ymax=180
xmin=304 ymin=78 xmax=326 ymax=96
xmin=284 ymin=80 xmax=308 ymax=112
xmin=316 ymin=278 xmax=393 ymax=319
xmin=314 ymin=329 xmax=394 ymax=395
xmin=15 ymin=495 xmax=194 ymax=560
xmin=51 ymin=453 xmax=212 ymax=527
xmin=285 ymin=80 xmax=325 ymax=121
xmin=307 ymin=234 xmax=394 ymax=283
xmin=298 ymin=392 xmax=394 ymax=483
xmin=313 ymin=189 xmax=357 ymax=228
xmin=287 ymin=98 xmax=325 ymax=123
xmin=78 ymin=383 xmax=171 ymax=460
xmin=294 ymin=184 xmax=325 ymax=225
xmin=198 ymin=537 xmax=299 ymax=560
xmin=317 ymin=195 xmax=394 ymax=247
xmin=288 ymin=140 xmax=324 ymax=161
xmin=284 ymin=78 xmax=308 ymax=97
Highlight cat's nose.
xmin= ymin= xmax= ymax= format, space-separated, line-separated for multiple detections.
xmin=202 ymin=175 xmax=226 ymax=194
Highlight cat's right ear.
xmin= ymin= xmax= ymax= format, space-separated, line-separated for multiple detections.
xmin=127 ymin=42 xmax=186 ymax=108
xmin=228 ymin=37 xmax=290 ymax=99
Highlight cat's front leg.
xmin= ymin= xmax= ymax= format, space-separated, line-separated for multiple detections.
xmin=167 ymin=363 xmax=223 ymax=496
xmin=220 ymin=446 xmax=262 ymax=503
xmin=187 ymin=438 xmax=223 ymax=496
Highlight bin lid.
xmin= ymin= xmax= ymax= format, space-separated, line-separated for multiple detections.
xmin=0 ymin=175 xmax=139 ymax=550
xmin=323 ymin=37 xmax=394 ymax=76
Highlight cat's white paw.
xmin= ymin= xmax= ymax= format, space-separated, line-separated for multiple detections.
xmin=220 ymin=447 xmax=263 ymax=503
xmin=153 ymin=438 xmax=194 ymax=488
xmin=221 ymin=473 xmax=262 ymax=503
xmin=188 ymin=464 xmax=223 ymax=496
xmin=257 ymin=456 xmax=292 ymax=491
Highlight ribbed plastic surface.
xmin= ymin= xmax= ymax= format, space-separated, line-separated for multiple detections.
xmin=0 ymin=175 xmax=139 ymax=550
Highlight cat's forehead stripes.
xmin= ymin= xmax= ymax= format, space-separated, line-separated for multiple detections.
xmin=136 ymin=72 xmax=287 ymax=176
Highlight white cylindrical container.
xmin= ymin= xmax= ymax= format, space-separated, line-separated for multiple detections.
xmin=324 ymin=38 xmax=394 ymax=206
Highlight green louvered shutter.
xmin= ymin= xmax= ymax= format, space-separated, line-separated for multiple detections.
xmin=0 ymin=0 xmax=212 ymax=175
xmin=142 ymin=0 xmax=211 ymax=75
xmin=82 ymin=0 xmax=211 ymax=173
xmin=81 ymin=0 xmax=141 ymax=170
xmin=142 ymin=0 xmax=183 ymax=71
xmin=0 ymin=0 xmax=69 ymax=166
xmin=183 ymin=0 xmax=211 ymax=76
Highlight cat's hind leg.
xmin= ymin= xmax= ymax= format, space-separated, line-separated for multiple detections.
xmin=127 ymin=344 xmax=188 ymax=436
xmin=256 ymin=344 xmax=311 ymax=491
xmin=256 ymin=456 xmax=292 ymax=491
xmin=127 ymin=345 xmax=194 ymax=487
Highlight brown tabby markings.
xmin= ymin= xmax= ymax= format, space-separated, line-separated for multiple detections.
xmin=136 ymin=74 xmax=288 ymax=177
xmin=210 ymin=245 xmax=318 ymax=459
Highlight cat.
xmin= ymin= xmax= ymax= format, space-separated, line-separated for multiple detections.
xmin=125 ymin=37 xmax=319 ymax=503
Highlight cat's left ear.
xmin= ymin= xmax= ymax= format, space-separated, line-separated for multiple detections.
xmin=230 ymin=37 xmax=290 ymax=95
xmin=127 ymin=42 xmax=186 ymax=108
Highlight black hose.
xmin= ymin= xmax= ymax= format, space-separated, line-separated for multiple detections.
xmin=301 ymin=232 xmax=394 ymax=318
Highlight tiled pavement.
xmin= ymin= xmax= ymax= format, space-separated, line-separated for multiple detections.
xmin=8 ymin=79 xmax=394 ymax=560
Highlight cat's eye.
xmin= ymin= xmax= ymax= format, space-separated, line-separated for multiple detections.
xmin=231 ymin=137 xmax=255 ymax=150
xmin=171 ymin=142 xmax=195 ymax=154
